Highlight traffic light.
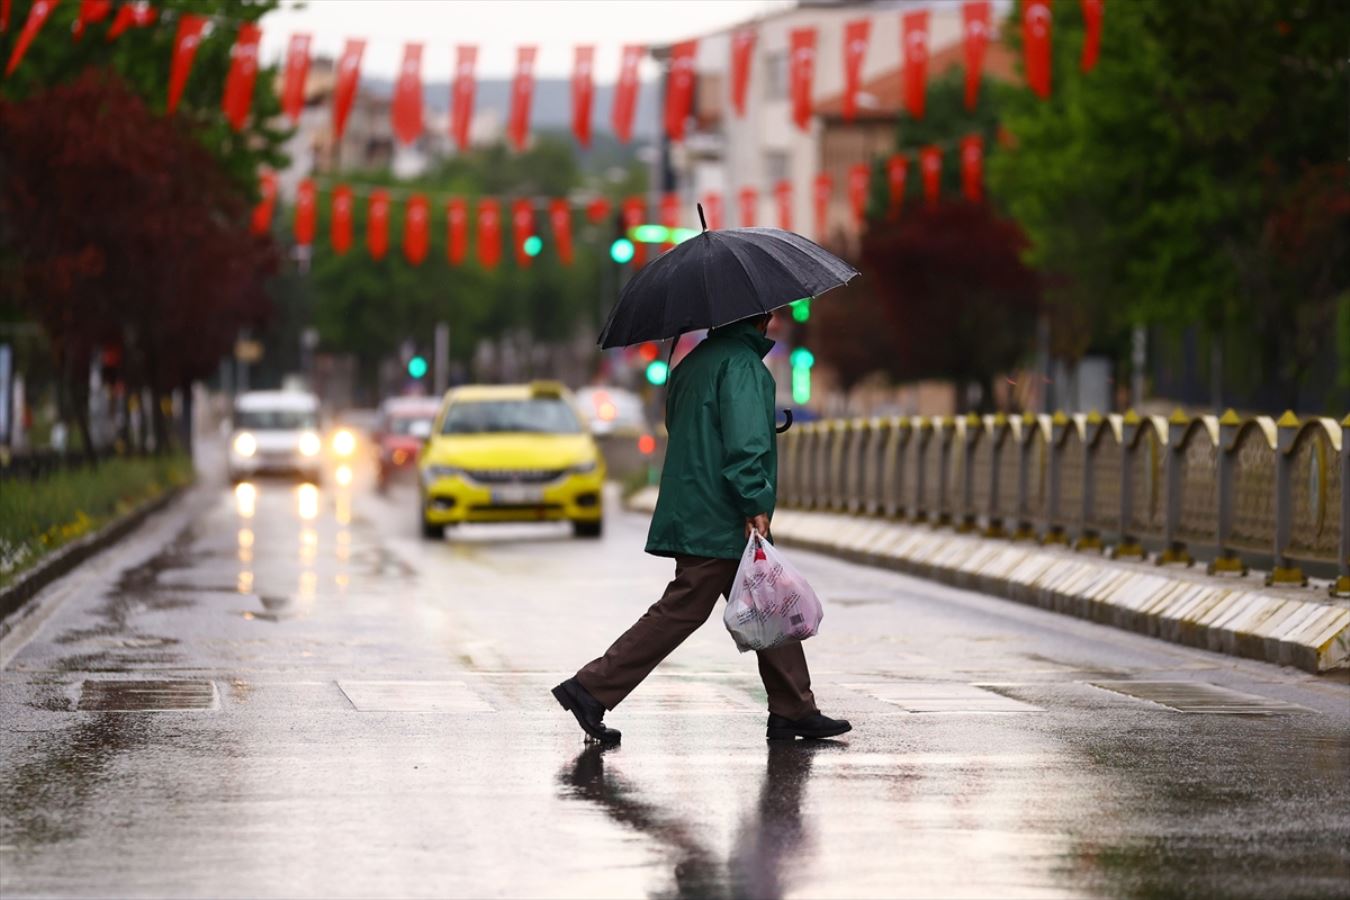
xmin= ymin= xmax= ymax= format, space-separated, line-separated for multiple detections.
xmin=789 ymin=347 xmax=814 ymax=404
xmin=610 ymin=237 xmax=635 ymax=264
xmin=523 ymin=235 xmax=542 ymax=257
xmin=645 ymin=359 xmax=669 ymax=386
xmin=790 ymin=298 xmax=811 ymax=322
xmin=408 ymin=355 xmax=428 ymax=379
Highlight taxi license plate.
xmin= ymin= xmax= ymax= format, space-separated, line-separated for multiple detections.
xmin=491 ymin=485 xmax=544 ymax=505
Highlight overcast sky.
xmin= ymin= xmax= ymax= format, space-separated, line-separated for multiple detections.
xmin=259 ymin=0 xmax=797 ymax=82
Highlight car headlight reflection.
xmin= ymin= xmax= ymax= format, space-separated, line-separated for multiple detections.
xmin=233 ymin=432 xmax=257 ymax=458
xmin=298 ymin=431 xmax=322 ymax=457
xmin=332 ymin=428 xmax=357 ymax=457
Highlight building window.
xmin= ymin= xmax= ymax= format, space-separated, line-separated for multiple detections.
xmin=764 ymin=51 xmax=788 ymax=101
xmin=765 ymin=151 xmax=790 ymax=185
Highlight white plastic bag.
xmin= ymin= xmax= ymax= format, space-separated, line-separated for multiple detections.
xmin=723 ymin=531 xmax=824 ymax=653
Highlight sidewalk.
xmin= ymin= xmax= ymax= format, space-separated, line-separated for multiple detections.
xmin=627 ymin=488 xmax=1350 ymax=673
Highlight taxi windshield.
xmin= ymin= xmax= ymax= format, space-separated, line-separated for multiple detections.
xmin=442 ymin=398 xmax=581 ymax=435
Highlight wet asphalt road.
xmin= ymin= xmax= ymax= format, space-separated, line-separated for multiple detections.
xmin=2 ymin=454 xmax=1349 ymax=899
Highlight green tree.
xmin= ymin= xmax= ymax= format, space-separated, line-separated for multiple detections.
xmin=988 ymin=0 xmax=1349 ymax=411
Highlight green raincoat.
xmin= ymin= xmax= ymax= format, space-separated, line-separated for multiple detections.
xmin=646 ymin=320 xmax=777 ymax=560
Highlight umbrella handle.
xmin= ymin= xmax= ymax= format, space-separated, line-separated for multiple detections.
xmin=776 ymin=409 xmax=793 ymax=433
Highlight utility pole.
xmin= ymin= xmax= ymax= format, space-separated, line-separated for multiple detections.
xmin=433 ymin=322 xmax=450 ymax=396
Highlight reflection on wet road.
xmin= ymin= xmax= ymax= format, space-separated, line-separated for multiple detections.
xmin=1 ymin=458 xmax=1348 ymax=898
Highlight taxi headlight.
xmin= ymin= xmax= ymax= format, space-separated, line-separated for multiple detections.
xmin=233 ymin=432 xmax=257 ymax=458
xmin=298 ymin=431 xmax=322 ymax=457
xmin=332 ymin=428 xmax=357 ymax=457
xmin=569 ymin=460 xmax=599 ymax=476
xmin=422 ymin=465 xmax=465 ymax=484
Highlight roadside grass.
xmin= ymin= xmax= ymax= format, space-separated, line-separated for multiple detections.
xmin=0 ymin=455 xmax=194 ymax=587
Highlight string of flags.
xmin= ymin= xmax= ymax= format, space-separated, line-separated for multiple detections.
xmin=4 ymin=0 xmax=1107 ymax=143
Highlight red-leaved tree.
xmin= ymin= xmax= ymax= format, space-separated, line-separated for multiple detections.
xmin=0 ymin=70 xmax=276 ymax=454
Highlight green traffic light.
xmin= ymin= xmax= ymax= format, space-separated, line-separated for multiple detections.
xmin=523 ymin=235 xmax=542 ymax=257
xmin=790 ymin=298 xmax=811 ymax=322
xmin=791 ymin=367 xmax=811 ymax=404
xmin=408 ymin=356 xmax=428 ymax=379
xmin=645 ymin=359 xmax=669 ymax=386
xmin=789 ymin=347 xmax=815 ymax=369
xmin=610 ymin=238 xmax=635 ymax=264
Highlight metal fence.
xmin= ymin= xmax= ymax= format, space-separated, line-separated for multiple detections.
xmin=778 ymin=411 xmax=1349 ymax=596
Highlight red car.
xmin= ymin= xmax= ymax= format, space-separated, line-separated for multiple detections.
xmin=374 ymin=396 xmax=441 ymax=490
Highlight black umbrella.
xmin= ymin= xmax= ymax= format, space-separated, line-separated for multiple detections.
xmin=597 ymin=204 xmax=859 ymax=349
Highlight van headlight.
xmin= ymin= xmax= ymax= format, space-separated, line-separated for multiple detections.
xmin=298 ymin=431 xmax=322 ymax=457
xmin=233 ymin=432 xmax=257 ymax=458
xmin=332 ymin=428 xmax=356 ymax=457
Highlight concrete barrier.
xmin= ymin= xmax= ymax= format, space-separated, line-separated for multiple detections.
xmin=625 ymin=486 xmax=1350 ymax=673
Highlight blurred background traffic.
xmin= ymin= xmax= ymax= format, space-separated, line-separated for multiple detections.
xmin=0 ymin=0 xmax=1345 ymax=577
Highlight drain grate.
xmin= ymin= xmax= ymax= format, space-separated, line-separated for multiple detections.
xmin=338 ymin=681 xmax=495 ymax=713
xmin=1088 ymin=681 xmax=1313 ymax=715
xmin=842 ymin=682 xmax=1043 ymax=713
xmin=77 ymin=680 xmax=217 ymax=711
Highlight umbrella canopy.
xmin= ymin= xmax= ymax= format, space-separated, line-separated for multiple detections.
xmin=598 ymin=220 xmax=859 ymax=349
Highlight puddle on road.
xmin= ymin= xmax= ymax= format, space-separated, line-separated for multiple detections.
xmin=76 ymin=680 xmax=218 ymax=712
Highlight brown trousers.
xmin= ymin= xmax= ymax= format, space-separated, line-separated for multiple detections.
xmin=575 ymin=555 xmax=818 ymax=720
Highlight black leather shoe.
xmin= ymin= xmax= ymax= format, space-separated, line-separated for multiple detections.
xmin=552 ymin=678 xmax=621 ymax=745
xmin=766 ymin=711 xmax=852 ymax=741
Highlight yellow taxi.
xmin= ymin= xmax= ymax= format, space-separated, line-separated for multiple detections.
xmin=418 ymin=382 xmax=606 ymax=539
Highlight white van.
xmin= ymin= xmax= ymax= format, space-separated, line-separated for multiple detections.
xmin=228 ymin=391 xmax=323 ymax=483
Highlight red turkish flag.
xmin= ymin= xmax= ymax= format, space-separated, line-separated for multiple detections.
xmin=659 ymin=192 xmax=680 ymax=251
xmin=512 ymin=199 xmax=534 ymax=268
xmin=367 ymin=190 xmax=391 ymax=261
xmin=1081 ymin=0 xmax=1103 ymax=72
xmin=392 ymin=43 xmax=423 ymax=145
xmin=105 ymin=0 xmax=154 ymax=40
xmin=294 ymin=179 xmax=316 ymax=247
xmin=841 ymin=19 xmax=869 ymax=123
xmin=901 ymin=10 xmax=930 ymax=120
xmin=812 ymin=173 xmax=832 ymax=238
xmin=251 ymin=172 xmax=277 ymax=235
xmin=585 ymin=197 xmax=611 ymax=225
xmin=281 ymin=34 xmax=311 ymax=123
xmin=572 ymin=46 xmax=595 ymax=147
xmin=962 ymin=1 xmax=991 ymax=110
xmin=788 ymin=28 xmax=816 ymax=132
xmin=886 ymin=154 xmax=907 ymax=219
xmin=331 ymin=186 xmax=353 ymax=254
xmin=73 ymin=0 xmax=111 ymax=41
xmin=165 ymin=14 xmax=207 ymax=114
xmin=451 ymin=45 xmax=477 ymax=151
xmin=333 ymin=39 xmax=365 ymax=140
xmin=665 ymin=40 xmax=697 ymax=142
xmin=612 ymin=44 xmax=644 ymax=143
xmin=737 ymin=187 xmax=757 ymax=228
xmin=404 ymin=195 xmax=429 ymax=265
xmin=5 ymin=0 xmax=58 ymax=76
xmin=446 ymin=198 xmax=468 ymax=265
xmin=222 ymin=23 xmax=262 ymax=132
xmin=920 ymin=146 xmax=942 ymax=208
xmin=702 ymin=192 xmax=723 ymax=230
xmin=550 ymin=199 xmax=574 ymax=266
xmin=507 ymin=46 xmax=537 ymax=151
xmin=773 ymin=181 xmax=792 ymax=231
xmin=477 ymin=198 xmax=502 ymax=269
xmin=730 ymin=28 xmax=755 ymax=118
xmin=960 ymin=135 xmax=984 ymax=202
xmin=1023 ymin=0 xmax=1052 ymax=99
xmin=1 ymin=0 xmax=9 ymax=32
xmin=848 ymin=163 xmax=870 ymax=225
xmin=622 ymin=196 xmax=646 ymax=265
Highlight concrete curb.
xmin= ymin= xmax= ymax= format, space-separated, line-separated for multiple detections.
xmin=625 ymin=488 xmax=1350 ymax=673
xmin=0 ymin=484 xmax=189 ymax=641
